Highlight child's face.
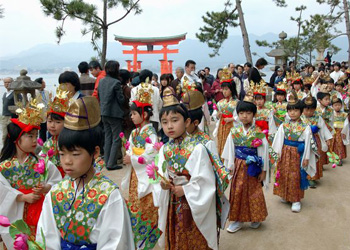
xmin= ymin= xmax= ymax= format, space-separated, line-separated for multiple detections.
xmin=303 ymin=107 xmax=316 ymax=117
xmin=59 ymin=146 xmax=98 ymax=178
xmin=327 ymin=83 xmax=335 ymax=92
xmin=335 ymin=85 xmax=343 ymax=92
xmin=161 ymin=79 xmax=168 ymax=87
xmin=319 ymin=95 xmax=330 ymax=107
xmin=222 ymin=86 xmax=232 ymax=98
xmin=131 ymin=110 xmax=143 ymax=125
xmin=47 ymin=116 xmax=64 ymax=136
xmin=332 ymin=102 xmax=342 ymax=112
xmin=161 ymin=111 xmax=190 ymax=139
xmin=255 ymin=97 xmax=265 ymax=108
xmin=18 ymin=129 xmax=38 ymax=153
xmin=288 ymin=109 xmax=302 ymax=121
xmin=293 ymin=83 xmax=301 ymax=91
xmin=276 ymin=94 xmax=286 ymax=102
xmin=238 ymin=111 xmax=254 ymax=125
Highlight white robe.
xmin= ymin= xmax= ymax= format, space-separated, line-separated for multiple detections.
xmin=316 ymin=116 xmax=333 ymax=152
xmin=0 ymin=160 xmax=62 ymax=249
xmin=36 ymin=182 xmax=135 ymax=250
xmin=156 ymin=143 xmax=218 ymax=250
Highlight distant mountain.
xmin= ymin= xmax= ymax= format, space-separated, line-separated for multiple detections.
xmin=0 ymin=33 xmax=348 ymax=73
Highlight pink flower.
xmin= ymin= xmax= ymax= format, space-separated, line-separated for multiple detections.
xmin=138 ymin=156 xmax=146 ymax=164
xmin=146 ymin=162 xmax=159 ymax=180
xmin=332 ymin=164 xmax=337 ymax=168
xmin=125 ymin=141 xmax=130 ymax=150
xmin=47 ymin=149 xmax=54 ymax=158
xmin=39 ymin=153 xmax=47 ymax=158
xmin=275 ymin=170 xmax=280 ymax=179
xmin=153 ymin=142 xmax=164 ymax=151
xmin=145 ymin=137 xmax=152 ymax=144
xmin=274 ymin=182 xmax=279 ymax=187
xmin=34 ymin=159 xmax=45 ymax=174
xmin=251 ymin=138 xmax=263 ymax=148
xmin=119 ymin=132 xmax=124 ymax=139
xmin=13 ymin=233 xmax=29 ymax=250
xmin=207 ymin=101 xmax=212 ymax=105
xmin=262 ymin=129 xmax=269 ymax=136
xmin=37 ymin=138 xmax=43 ymax=146
xmin=0 ymin=215 xmax=11 ymax=227
xmin=342 ymin=94 xmax=347 ymax=100
xmin=213 ymin=104 xmax=217 ymax=110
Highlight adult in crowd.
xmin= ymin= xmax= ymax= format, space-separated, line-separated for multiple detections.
xmin=170 ymin=67 xmax=184 ymax=100
xmin=181 ymin=59 xmax=200 ymax=84
xmin=35 ymin=77 xmax=50 ymax=142
xmin=120 ymin=69 xmax=134 ymax=139
xmin=1 ymin=77 xmax=15 ymax=143
xmin=78 ymin=61 xmax=95 ymax=96
xmin=58 ymin=71 xmax=84 ymax=102
xmin=90 ymin=60 xmax=106 ymax=100
xmin=274 ymin=67 xmax=284 ymax=86
xmin=236 ymin=64 xmax=245 ymax=99
xmin=152 ymin=73 xmax=159 ymax=88
xmin=98 ymin=60 xmax=125 ymax=170
xmin=330 ymin=62 xmax=344 ymax=83
xmin=228 ymin=62 xmax=238 ymax=77
xmin=198 ymin=69 xmax=213 ymax=101
xmin=211 ymin=68 xmax=224 ymax=103
xmin=204 ymin=67 xmax=215 ymax=86
xmin=159 ymin=73 xmax=173 ymax=98
xmin=242 ymin=62 xmax=252 ymax=80
xmin=249 ymin=57 xmax=268 ymax=84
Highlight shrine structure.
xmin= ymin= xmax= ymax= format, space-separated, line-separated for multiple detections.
xmin=115 ymin=33 xmax=186 ymax=74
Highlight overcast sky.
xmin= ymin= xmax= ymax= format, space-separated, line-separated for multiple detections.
xmin=0 ymin=0 xmax=342 ymax=57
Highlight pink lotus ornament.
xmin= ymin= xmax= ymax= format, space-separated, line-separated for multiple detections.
xmin=332 ymin=164 xmax=337 ymax=168
xmin=37 ymin=138 xmax=43 ymax=146
xmin=153 ymin=142 xmax=164 ymax=151
xmin=47 ymin=149 xmax=54 ymax=158
xmin=138 ymin=156 xmax=146 ymax=164
xmin=34 ymin=159 xmax=45 ymax=174
xmin=275 ymin=170 xmax=281 ymax=179
xmin=146 ymin=162 xmax=159 ymax=180
xmin=207 ymin=101 xmax=213 ymax=105
xmin=262 ymin=129 xmax=269 ymax=136
xmin=13 ymin=233 xmax=29 ymax=250
xmin=251 ymin=138 xmax=263 ymax=148
xmin=274 ymin=182 xmax=279 ymax=187
xmin=125 ymin=141 xmax=130 ymax=150
xmin=0 ymin=215 xmax=11 ymax=227
xmin=145 ymin=137 xmax=152 ymax=144
xmin=213 ymin=104 xmax=217 ymax=110
xmin=119 ymin=132 xmax=125 ymax=139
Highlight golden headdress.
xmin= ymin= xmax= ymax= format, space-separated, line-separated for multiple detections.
xmin=47 ymin=84 xmax=70 ymax=117
xmin=220 ymin=67 xmax=233 ymax=83
xmin=133 ymin=77 xmax=154 ymax=108
xmin=64 ymin=97 xmax=101 ymax=131
xmin=303 ymin=92 xmax=314 ymax=106
xmin=331 ymin=94 xmax=341 ymax=104
xmin=286 ymin=71 xmax=301 ymax=83
xmin=276 ymin=80 xmax=288 ymax=92
xmin=182 ymin=76 xmax=196 ymax=94
xmin=162 ymin=87 xmax=179 ymax=107
xmin=320 ymin=74 xmax=332 ymax=83
xmin=180 ymin=76 xmax=205 ymax=110
xmin=250 ymin=79 xmax=267 ymax=96
xmin=319 ymin=84 xmax=329 ymax=93
xmin=345 ymin=68 xmax=350 ymax=75
xmin=243 ymin=90 xmax=255 ymax=104
xmin=288 ymin=90 xmax=299 ymax=105
xmin=336 ymin=74 xmax=347 ymax=85
xmin=303 ymin=76 xmax=315 ymax=85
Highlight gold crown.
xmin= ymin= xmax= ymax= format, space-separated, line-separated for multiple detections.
xmin=182 ymin=76 xmax=196 ymax=94
xmin=320 ymin=74 xmax=332 ymax=82
xmin=331 ymin=94 xmax=341 ymax=104
xmin=250 ymin=79 xmax=267 ymax=95
xmin=135 ymin=77 xmax=154 ymax=106
xmin=47 ymin=84 xmax=70 ymax=116
xmin=16 ymin=95 xmax=45 ymax=127
xmin=346 ymin=68 xmax=350 ymax=74
xmin=276 ymin=80 xmax=288 ymax=92
xmin=220 ymin=67 xmax=233 ymax=83
xmin=243 ymin=90 xmax=255 ymax=104
xmin=288 ymin=90 xmax=299 ymax=105
xmin=303 ymin=92 xmax=314 ymax=106
xmin=336 ymin=74 xmax=347 ymax=84
xmin=303 ymin=76 xmax=315 ymax=85
xmin=181 ymin=91 xmax=205 ymax=111
xmin=319 ymin=84 xmax=329 ymax=93
xmin=162 ymin=87 xmax=179 ymax=107
xmin=286 ymin=71 xmax=301 ymax=82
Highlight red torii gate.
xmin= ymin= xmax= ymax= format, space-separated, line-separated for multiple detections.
xmin=115 ymin=33 xmax=186 ymax=75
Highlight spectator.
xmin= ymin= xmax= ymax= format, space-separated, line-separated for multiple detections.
xmin=236 ymin=65 xmax=245 ymax=99
xmin=170 ymin=67 xmax=184 ymax=100
xmin=181 ymin=59 xmax=200 ymax=84
xmin=35 ymin=77 xmax=50 ymax=142
xmin=249 ymin=58 xmax=268 ymax=83
xmin=78 ymin=61 xmax=95 ymax=96
xmin=98 ymin=60 xmax=125 ymax=170
xmin=152 ymin=73 xmax=159 ymax=88
xmin=159 ymin=73 xmax=173 ymax=98
xmin=228 ymin=62 xmax=238 ymax=77
xmin=1 ymin=77 xmax=15 ymax=143
xmin=204 ymin=67 xmax=215 ymax=86
xmin=120 ymin=69 xmax=134 ymax=139
xmin=242 ymin=62 xmax=252 ymax=80
xmin=330 ymin=62 xmax=344 ymax=83
xmin=211 ymin=68 xmax=224 ymax=102
xmin=89 ymin=60 xmax=106 ymax=100
xmin=58 ymin=71 xmax=84 ymax=101
xmin=274 ymin=68 xmax=284 ymax=85
xmin=198 ymin=70 xmax=213 ymax=101
xmin=307 ymin=65 xmax=316 ymax=77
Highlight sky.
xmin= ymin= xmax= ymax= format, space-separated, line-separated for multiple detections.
xmin=0 ymin=0 xmax=343 ymax=57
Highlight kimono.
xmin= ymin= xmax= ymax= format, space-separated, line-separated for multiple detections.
xmin=221 ymin=124 xmax=268 ymax=223
xmin=316 ymin=106 xmax=334 ymax=135
xmin=269 ymin=101 xmax=288 ymax=136
xmin=272 ymin=120 xmax=316 ymax=203
xmin=121 ymin=123 xmax=160 ymax=249
xmin=0 ymin=154 xmax=62 ymax=248
xmin=36 ymin=172 xmax=135 ymax=250
xmin=255 ymin=107 xmax=272 ymax=135
xmin=287 ymin=90 xmax=306 ymax=101
xmin=156 ymin=137 xmax=217 ymax=250
xmin=331 ymin=111 xmax=350 ymax=160
xmin=216 ymin=97 xmax=238 ymax=157
xmin=302 ymin=115 xmax=333 ymax=180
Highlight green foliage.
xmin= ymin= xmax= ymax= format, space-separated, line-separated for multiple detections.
xmin=9 ymin=220 xmax=31 ymax=238
xmin=0 ymin=4 xmax=4 ymax=18
xmin=273 ymin=0 xmax=288 ymax=7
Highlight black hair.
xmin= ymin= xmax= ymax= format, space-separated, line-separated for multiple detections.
xmin=287 ymin=100 xmax=304 ymax=113
xmin=244 ymin=62 xmax=252 ymax=68
xmin=293 ymin=79 xmax=303 ymax=85
xmin=255 ymin=58 xmax=268 ymax=67
xmin=335 ymin=82 xmax=344 ymax=87
xmin=289 ymin=61 xmax=294 ymax=67
xmin=236 ymin=101 xmax=257 ymax=115
xmin=160 ymin=74 xmax=170 ymax=85
xmin=88 ymin=61 xmax=102 ymax=70
xmin=185 ymin=60 xmax=196 ymax=67
xmin=130 ymin=102 xmax=153 ymax=120
xmin=78 ymin=61 xmax=89 ymax=74
xmin=317 ymin=92 xmax=330 ymax=100
xmin=254 ymin=94 xmax=266 ymax=100
xmin=333 ymin=62 xmax=341 ymax=68
xmin=119 ymin=69 xmax=131 ymax=85
xmin=273 ymin=90 xmax=287 ymax=102
xmin=274 ymin=66 xmax=280 ymax=72
xmin=304 ymin=84 xmax=312 ymax=91
xmin=152 ymin=73 xmax=158 ymax=82
xmin=188 ymin=107 xmax=203 ymax=124
xmin=221 ymin=81 xmax=238 ymax=98
xmin=47 ymin=112 xmax=65 ymax=121
xmin=167 ymin=73 xmax=174 ymax=82
xmin=58 ymin=126 xmax=103 ymax=155
xmin=105 ymin=60 xmax=120 ymax=79
xmin=58 ymin=71 xmax=81 ymax=91
xmin=205 ymin=67 xmax=210 ymax=71
xmin=216 ymin=68 xmax=223 ymax=79
xmin=139 ymin=69 xmax=153 ymax=83
xmin=332 ymin=97 xmax=342 ymax=105
xmin=35 ymin=77 xmax=44 ymax=84
xmin=303 ymin=96 xmax=317 ymax=109
xmin=159 ymin=103 xmax=189 ymax=121
xmin=320 ymin=78 xmax=334 ymax=84
xmin=236 ymin=64 xmax=243 ymax=70
xmin=0 ymin=123 xmax=22 ymax=162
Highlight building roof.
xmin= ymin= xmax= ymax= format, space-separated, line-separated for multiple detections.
xmin=115 ymin=33 xmax=187 ymax=43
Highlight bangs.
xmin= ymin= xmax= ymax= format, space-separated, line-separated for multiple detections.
xmin=236 ymin=101 xmax=257 ymax=114
xmin=159 ymin=104 xmax=189 ymax=121
xmin=287 ymin=100 xmax=304 ymax=112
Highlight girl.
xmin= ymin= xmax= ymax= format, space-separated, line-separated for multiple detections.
xmin=272 ymin=92 xmax=316 ymax=213
xmin=122 ymin=82 xmax=161 ymax=249
xmin=157 ymin=87 xmax=218 ymax=250
xmin=160 ymin=73 xmax=173 ymax=98
xmin=216 ymin=68 xmax=238 ymax=157
xmin=270 ymin=81 xmax=288 ymax=136
xmin=0 ymin=103 xmax=62 ymax=248
xmin=251 ymin=81 xmax=271 ymax=134
xmin=289 ymin=78 xmax=306 ymax=100
xmin=211 ymin=68 xmax=224 ymax=103
xmin=222 ymin=92 xmax=269 ymax=233
xmin=37 ymin=97 xmax=134 ymax=249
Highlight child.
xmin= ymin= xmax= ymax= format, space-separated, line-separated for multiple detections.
xmin=122 ymin=81 xmax=161 ymax=249
xmin=272 ymin=91 xmax=316 ymax=213
xmin=289 ymin=78 xmax=306 ymax=101
xmin=221 ymin=91 xmax=269 ymax=233
xmin=37 ymin=97 xmax=134 ymax=249
xmin=270 ymin=81 xmax=288 ymax=135
xmin=0 ymin=99 xmax=62 ymax=248
xmin=216 ymin=68 xmax=238 ymax=157
xmin=316 ymin=86 xmax=334 ymax=144
xmin=302 ymin=94 xmax=332 ymax=187
xmin=331 ymin=96 xmax=350 ymax=166
xmin=251 ymin=80 xmax=271 ymax=134
xmin=157 ymin=87 xmax=218 ymax=250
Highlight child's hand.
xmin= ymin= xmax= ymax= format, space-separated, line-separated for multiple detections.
xmin=341 ymin=133 xmax=346 ymax=140
xmin=258 ymin=171 xmax=266 ymax=182
xmin=302 ymin=159 xmax=309 ymax=168
xmin=33 ymin=183 xmax=50 ymax=195
xmin=123 ymin=155 xmax=131 ymax=165
xmin=224 ymin=117 xmax=234 ymax=123
xmin=18 ymin=193 xmax=41 ymax=204
xmin=326 ymin=140 xmax=331 ymax=147
xmin=160 ymin=180 xmax=173 ymax=190
xmin=171 ymin=186 xmax=185 ymax=197
xmin=217 ymin=112 xmax=222 ymax=119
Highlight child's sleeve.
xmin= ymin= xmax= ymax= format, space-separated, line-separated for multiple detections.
xmin=46 ymin=161 xmax=62 ymax=186
xmin=341 ymin=117 xmax=350 ymax=145
xmin=221 ymin=131 xmax=235 ymax=170
xmin=272 ymin=125 xmax=284 ymax=156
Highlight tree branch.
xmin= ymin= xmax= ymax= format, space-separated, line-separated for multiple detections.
xmin=107 ymin=0 xmax=141 ymax=27
xmin=60 ymin=0 xmax=103 ymax=26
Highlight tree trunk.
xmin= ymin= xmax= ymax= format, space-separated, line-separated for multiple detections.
xmin=294 ymin=9 xmax=304 ymax=67
xmin=101 ymin=0 xmax=108 ymax=69
xmin=343 ymin=0 xmax=350 ymax=65
xmin=235 ymin=0 xmax=252 ymax=63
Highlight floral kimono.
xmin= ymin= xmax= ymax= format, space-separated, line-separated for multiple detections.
xmin=331 ymin=111 xmax=350 ymax=160
xmin=315 ymin=106 xmax=334 ymax=135
xmin=255 ymin=107 xmax=272 ymax=136
xmin=221 ymin=124 xmax=268 ymax=223
xmin=270 ymin=102 xmax=288 ymax=135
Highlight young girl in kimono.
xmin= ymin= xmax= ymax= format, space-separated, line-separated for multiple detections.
xmin=302 ymin=94 xmax=332 ymax=188
xmin=270 ymin=82 xmax=288 ymax=136
xmin=272 ymin=92 xmax=316 ymax=213
xmin=289 ymin=78 xmax=306 ymax=101
xmin=221 ymin=92 xmax=269 ymax=233
xmin=37 ymin=97 xmax=134 ymax=250
xmin=0 ymin=103 xmax=62 ymax=249
xmin=122 ymin=81 xmax=161 ymax=249
xmin=157 ymin=87 xmax=218 ymax=250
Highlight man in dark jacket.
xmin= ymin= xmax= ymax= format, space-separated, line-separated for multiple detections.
xmin=249 ymin=58 xmax=268 ymax=84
